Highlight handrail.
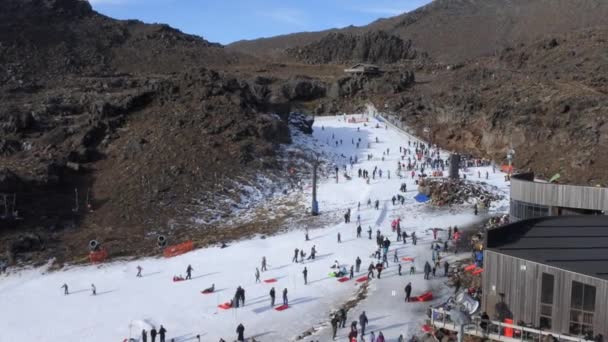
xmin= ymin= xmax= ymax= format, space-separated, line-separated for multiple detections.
xmin=429 ymin=307 xmax=594 ymax=342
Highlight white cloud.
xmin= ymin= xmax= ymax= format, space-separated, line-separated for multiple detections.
xmin=356 ymin=7 xmax=406 ymax=16
xmin=259 ymin=8 xmax=307 ymax=26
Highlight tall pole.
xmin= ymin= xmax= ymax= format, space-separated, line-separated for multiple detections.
xmin=311 ymin=157 xmax=319 ymax=216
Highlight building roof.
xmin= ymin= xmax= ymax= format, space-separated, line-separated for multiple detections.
xmin=487 ymin=216 xmax=608 ymax=280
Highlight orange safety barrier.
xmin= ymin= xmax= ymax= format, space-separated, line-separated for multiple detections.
xmin=163 ymin=241 xmax=194 ymax=258
xmin=504 ymin=319 xmax=514 ymax=337
xmin=89 ymin=248 xmax=108 ymax=264
xmin=409 ymin=291 xmax=433 ymax=302
xmin=464 ymin=264 xmax=477 ymax=272
xmin=501 ymin=165 xmax=514 ymax=173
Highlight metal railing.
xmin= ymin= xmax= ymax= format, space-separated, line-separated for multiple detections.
xmin=430 ymin=307 xmax=594 ymax=342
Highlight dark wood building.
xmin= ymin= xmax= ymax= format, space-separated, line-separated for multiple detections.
xmin=483 ymin=216 xmax=608 ymax=339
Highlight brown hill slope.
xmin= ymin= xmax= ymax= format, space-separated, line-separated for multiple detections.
xmin=228 ymin=0 xmax=608 ymax=63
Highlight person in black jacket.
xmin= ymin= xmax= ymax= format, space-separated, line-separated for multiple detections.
xmin=141 ymin=329 xmax=147 ymax=342
xmin=150 ymin=328 xmax=157 ymax=342
xmin=405 ymin=282 xmax=412 ymax=302
xmin=158 ymin=325 xmax=167 ymax=342
xmin=359 ymin=311 xmax=369 ymax=336
xmin=282 ymin=288 xmax=288 ymax=306
xmin=236 ymin=323 xmax=245 ymax=341
xmin=269 ymin=287 xmax=276 ymax=307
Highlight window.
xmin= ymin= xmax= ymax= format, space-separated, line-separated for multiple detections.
xmin=569 ymin=281 xmax=596 ymax=336
xmin=510 ymin=200 xmax=549 ymax=221
xmin=539 ymin=273 xmax=554 ymax=329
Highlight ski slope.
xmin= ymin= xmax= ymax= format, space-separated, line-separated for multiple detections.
xmin=0 ymin=114 xmax=510 ymax=342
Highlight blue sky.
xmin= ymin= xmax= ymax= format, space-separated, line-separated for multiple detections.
xmin=89 ymin=0 xmax=432 ymax=44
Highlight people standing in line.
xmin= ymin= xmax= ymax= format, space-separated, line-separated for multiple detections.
xmin=269 ymin=287 xmax=276 ymax=307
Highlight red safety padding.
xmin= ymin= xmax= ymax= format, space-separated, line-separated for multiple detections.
xmin=264 ymin=279 xmax=277 ymax=283
xmin=504 ymin=319 xmax=514 ymax=337
xmin=89 ymin=248 xmax=108 ymax=264
xmin=356 ymin=276 xmax=369 ymax=283
xmin=464 ymin=264 xmax=477 ymax=272
xmin=163 ymin=241 xmax=194 ymax=258
xmin=337 ymin=277 xmax=350 ymax=283
xmin=274 ymin=304 xmax=289 ymax=311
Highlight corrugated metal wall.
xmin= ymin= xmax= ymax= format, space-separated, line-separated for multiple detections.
xmin=511 ymin=177 xmax=608 ymax=211
xmin=482 ymin=251 xmax=608 ymax=337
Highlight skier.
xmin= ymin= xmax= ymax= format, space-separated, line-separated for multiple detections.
xmin=424 ymin=261 xmax=432 ymax=280
xmin=331 ymin=315 xmax=339 ymax=340
xmin=255 ymin=268 xmax=261 ymax=283
xmin=91 ymin=283 xmax=96 ymax=296
xmin=359 ymin=311 xmax=369 ymax=336
xmin=150 ymin=328 xmax=157 ymax=342
xmin=186 ymin=265 xmax=193 ymax=280
xmin=269 ymin=287 xmax=276 ymax=307
xmin=236 ymin=323 xmax=245 ymax=342
xmin=261 ymin=256 xmax=267 ymax=271
xmin=337 ymin=233 xmax=341 ymax=243
xmin=159 ymin=325 xmax=167 ymax=342
xmin=303 ymin=267 xmax=308 ymax=285
xmin=339 ymin=308 xmax=347 ymax=328
xmin=405 ymin=282 xmax=412 ymax=302
xmin=355 ymin=257 xmax=362 ymax=272
xmin=282 ymin=288 xmax=288 ymax=306
xmin=61 ymin=283 xmax=69 ymax=295
xmin=137 ymin=265 xmax=143 ymax=277
xmin=142 ymin=329 xmax=148 ymax=342
xmin=293 ymin=248 xmax=299 ymax=263
xmin=367 ymin=262 xmax=375 ymax=279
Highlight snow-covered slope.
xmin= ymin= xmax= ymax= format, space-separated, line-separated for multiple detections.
xmin=0 ymin=114 xmax=509 ymax=342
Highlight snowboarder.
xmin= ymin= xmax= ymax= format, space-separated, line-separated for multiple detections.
xmin=236 ymin=323 xmax=245 ymax=341
xmin=186 ymin=265 xmax=193 ymax=280
xmin=142 ymin=329 xmax=148 ymax=342
xmin=261 ymin=256 xmax=267 ymax=271
xmin=159 ymin=325 xmax=167 ymax=342
xmin=150 ymin=328 xmax=157 ymax=342
xmin=405 ymin=282 xmax=412 ymax=302
xmin=355 ymin=257 xmax=361 ymax=272
xmin=61 ymin=283 xmax=69 ymax=295
xmin=255 ymin=268 xmax=261 ymax=283
xmin=303 ymin=267 xmax=308 ymax=285
xmin=282 ymin=288 xmax=288 ymax=306
xmin=359 ymin=311 xmax=369 ymax=336
xmin=339 ymin=308 xmax=347 ymax=328
xmin=137 ymin=265 xmax=143 ymax=277
xmin=367 ymin=262 xmax=375 ymax=279
xmin=91 ymin=283 xmax=96 ymax=296
xmin=269 ymin=287 xmax=276 ymax=307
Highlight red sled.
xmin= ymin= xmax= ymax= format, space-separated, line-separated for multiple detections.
xmin=173 ymin=277 xmax=185 ymax=282
xmin=401 ymin=257 xmax=415 ymax=262
xmin=409 ymin=291 xmax=433 ymax=302
xmin=274 ymin=304 xmax=289 ymax=311
xmin=337 ymin=277 xmax=350 ymax=283
xmin=218 ymin=302 xmax=232 ymax=310
xmin=264 ymin=279 xmax=277 ymax=283
xmin=355 ymin=276 xmax=369 ymax=283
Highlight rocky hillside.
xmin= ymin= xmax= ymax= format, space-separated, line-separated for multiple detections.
xmin=286 ymin=31 xmax=424 ymax=65
xmin=229 ymin=0 xmax=608 ymax=63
